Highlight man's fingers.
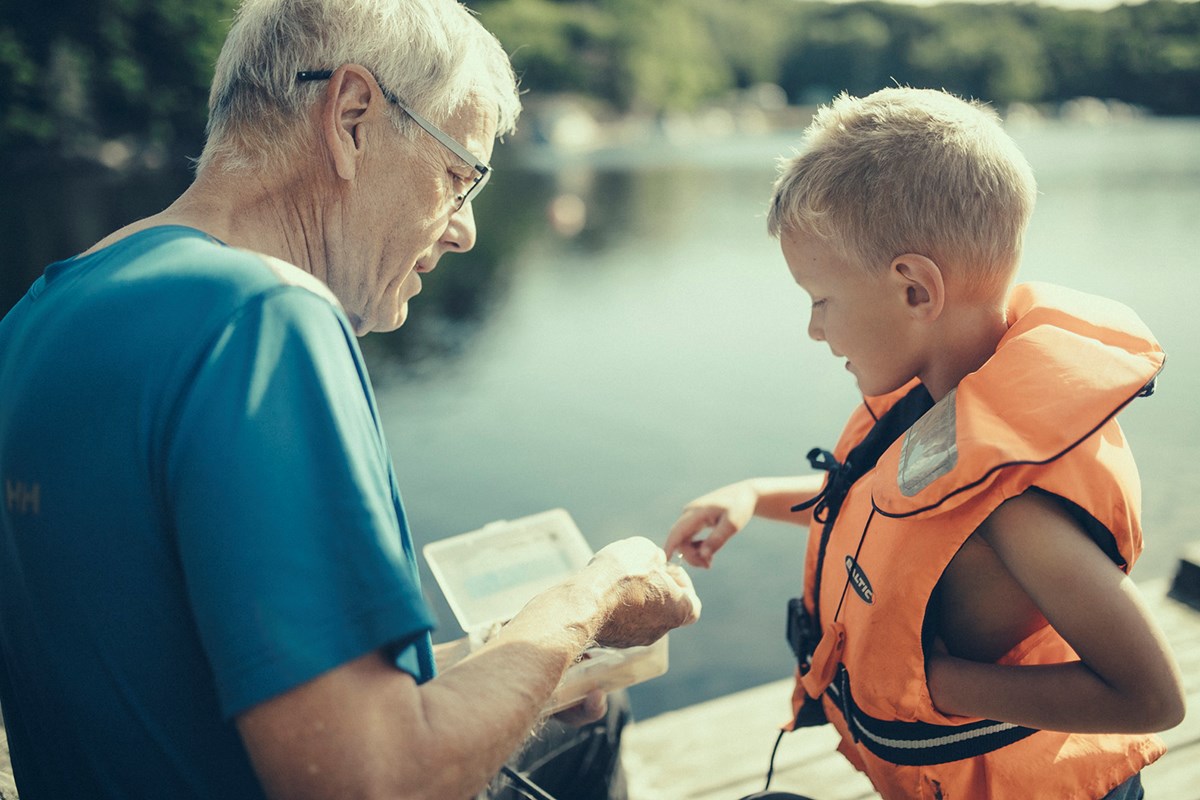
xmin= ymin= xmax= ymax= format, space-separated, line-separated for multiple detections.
xmin=664 ymin=561 xmax=692 ymax=587
xmin=664 ymin=563 xmax=702 ymax=625
xmin=593 ymin=536 xmax=666 ymax=572
xmin=590 ymin=539 xmax=703 ymax=647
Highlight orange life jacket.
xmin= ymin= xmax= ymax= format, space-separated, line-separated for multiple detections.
xmin=786 ymin=282 xmax=1167 ymax=799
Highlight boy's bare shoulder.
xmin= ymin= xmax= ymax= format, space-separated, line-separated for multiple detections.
xmin=935 ymin=499 xmax=1051 ymax=662
xmin=937 ymin=489 xmax=1127 ymax=661
xmin=975 ymin=490 xmax=1088 ymax=559
xmin=937 ymin=490 xmax=1108 ymax=662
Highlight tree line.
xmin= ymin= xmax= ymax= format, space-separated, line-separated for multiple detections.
xmin=472 ymin=0 xmax=1200 ymax=115
xmin=2 ymin=0 xmax=1198 ymax=160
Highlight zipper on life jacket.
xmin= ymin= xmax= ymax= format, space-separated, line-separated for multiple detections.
xmin=790 ymin=384 xmax=934 ymax=631
xmin=786 ymin=385 xmax=933 ymax=729
xmin=799 ymin=506 xmax=877 ymax=699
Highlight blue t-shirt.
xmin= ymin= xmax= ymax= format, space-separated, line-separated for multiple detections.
xmin=0 ymin=226 xmax=436 ymax=799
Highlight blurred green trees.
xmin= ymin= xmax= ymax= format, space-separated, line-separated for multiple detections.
xmin=1 ymin=0 xmax=238 ymax=157
xmin=474 ymin=0 xmax=1200 ymax=114
xmin=3 ymin=0 xmax=1199 ymax=158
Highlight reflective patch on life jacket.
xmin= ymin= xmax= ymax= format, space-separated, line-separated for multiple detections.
xmin=898 ymin=388 xmax=959 ymax=497
xmin=827 ymin=667 xmax=1039 ymax=766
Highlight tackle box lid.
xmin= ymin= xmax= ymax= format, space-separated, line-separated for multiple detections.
xmin=423 ymin=508 xmax=594 ymax=633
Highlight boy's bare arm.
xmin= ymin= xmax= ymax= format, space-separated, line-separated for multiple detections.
xmin=664 ymin=475 xmax=824 ymax=568
xmin=750 ymin=475 xmax=827 ymax=524
xmin=926 ymin=491 xmax=1185 ymax=733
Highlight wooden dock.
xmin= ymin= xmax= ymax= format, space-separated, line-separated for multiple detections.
xmin=623 ymin=549 xmax=1200 ymax=800
xmin=2 ymin=549 xmax=1200 ymax=800
xmin=0 ymin=716 xmax=9 ymax=800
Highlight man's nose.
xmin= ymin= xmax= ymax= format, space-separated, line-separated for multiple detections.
xmin=443 ymin=201 xmax=478 ymax=253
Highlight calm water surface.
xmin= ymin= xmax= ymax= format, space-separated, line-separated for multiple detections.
xmin=365 ymin=117 xmax=1200 ymax=718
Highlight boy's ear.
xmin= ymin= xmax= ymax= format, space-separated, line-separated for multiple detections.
xmin=320 ymin=64 xmax=378 ymax=182
xmin=891 ymin=254 xmax=945 ymax=321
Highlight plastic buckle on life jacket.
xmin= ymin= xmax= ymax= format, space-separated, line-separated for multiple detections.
xmin=786 ymin=598 xmax=818 ymax=664
xmin=799 ymin=621 xmax=845 ymax=699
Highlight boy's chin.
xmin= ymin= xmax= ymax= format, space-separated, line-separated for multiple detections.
xmin=854 ymin=374 xmax=912 ymax=399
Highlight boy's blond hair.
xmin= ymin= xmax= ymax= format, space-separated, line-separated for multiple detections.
xmin=768 ymin=88 xmax=1037 ymax=295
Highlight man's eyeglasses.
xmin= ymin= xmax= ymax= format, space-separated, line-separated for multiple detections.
xmin=296 ymin=69 xmax=491 ymax=210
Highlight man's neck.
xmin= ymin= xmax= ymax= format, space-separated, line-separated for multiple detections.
xmin=87 ymin=161 xmax=326 ymax=277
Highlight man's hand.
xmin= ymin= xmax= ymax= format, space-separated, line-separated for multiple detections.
xmin=585 ymin=537 xmax=701 ymax=649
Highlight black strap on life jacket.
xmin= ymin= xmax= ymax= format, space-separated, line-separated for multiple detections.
xmin=790 ymin=447 xmax=852 ymax=524
xmin=827 ymin=666 xmax=1039 ymax=766
xmin=788 ymin=384 xmax=933 ymax=647
xmin=783 ymin=385 xmax=934 ymax=735
xmin=790 ymin=384 xmax=934 ymax=524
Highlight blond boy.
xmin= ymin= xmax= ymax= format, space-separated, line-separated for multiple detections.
xmin=666 ymin=88 xmax=1184 ymax=800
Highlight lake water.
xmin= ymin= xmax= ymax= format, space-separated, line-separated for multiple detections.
xmin=2 ymin=115 xmax=1197 ymax=721
xmin=363 ymin=116 xmax=1200 ymax=718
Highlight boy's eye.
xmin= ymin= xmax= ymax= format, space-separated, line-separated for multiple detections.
xmin=811 ymin=298 xmax=827 ymax=309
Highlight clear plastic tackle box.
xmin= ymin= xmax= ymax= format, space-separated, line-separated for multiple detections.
xmin=423 ymin=508 xmax=669 ymax=714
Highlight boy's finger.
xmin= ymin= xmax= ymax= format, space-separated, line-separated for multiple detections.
xmin=697 ymin=515 xmax=739 ymax=562
xmin=664 ymin=511 xmax=707 ymax=558
xmin=679 ymin=540 xmax=710 ymax=568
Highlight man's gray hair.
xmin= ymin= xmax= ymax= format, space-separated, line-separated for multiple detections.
xmin=198 ymin=0 xmax=521 ymax=172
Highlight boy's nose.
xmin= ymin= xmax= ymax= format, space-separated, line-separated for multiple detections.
xmin=807 ymin=313 xmax=824 ymax=342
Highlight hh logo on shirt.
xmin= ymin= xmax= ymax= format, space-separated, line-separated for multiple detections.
xmin=5 ymin=479 xmax=40 ymax=515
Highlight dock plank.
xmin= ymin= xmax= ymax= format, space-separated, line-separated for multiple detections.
xmin=621 ymin=678 xmax=879 ymax=800
xmin=0 ymin=726 xmax=13 ymax=800
xmin=1143 ymin=744 xmax=1200 ymax=799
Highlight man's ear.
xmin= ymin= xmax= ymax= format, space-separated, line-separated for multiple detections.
xmin=320 ymin=65 xmax=378 ymax=182
xmin=891 ymin=253 xmax=945 ymax=321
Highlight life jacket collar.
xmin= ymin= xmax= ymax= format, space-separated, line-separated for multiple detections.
xmin=872 ymin=282 xmax=1164 ymax=519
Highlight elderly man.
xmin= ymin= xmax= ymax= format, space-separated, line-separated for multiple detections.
xmin=0 ymin=1 xmax=700 ymax=799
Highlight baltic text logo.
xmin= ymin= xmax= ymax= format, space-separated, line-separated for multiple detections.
xmin=845 ymin=555 xmax=874 ymax=605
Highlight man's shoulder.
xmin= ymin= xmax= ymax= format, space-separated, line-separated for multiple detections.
xmin=232 ymin=249 xmax=342 ymax=309
xmin=99 ymin=226 xmax=349 ymax=336
xmin=127 ymin=227 xmax=341 ymax=310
